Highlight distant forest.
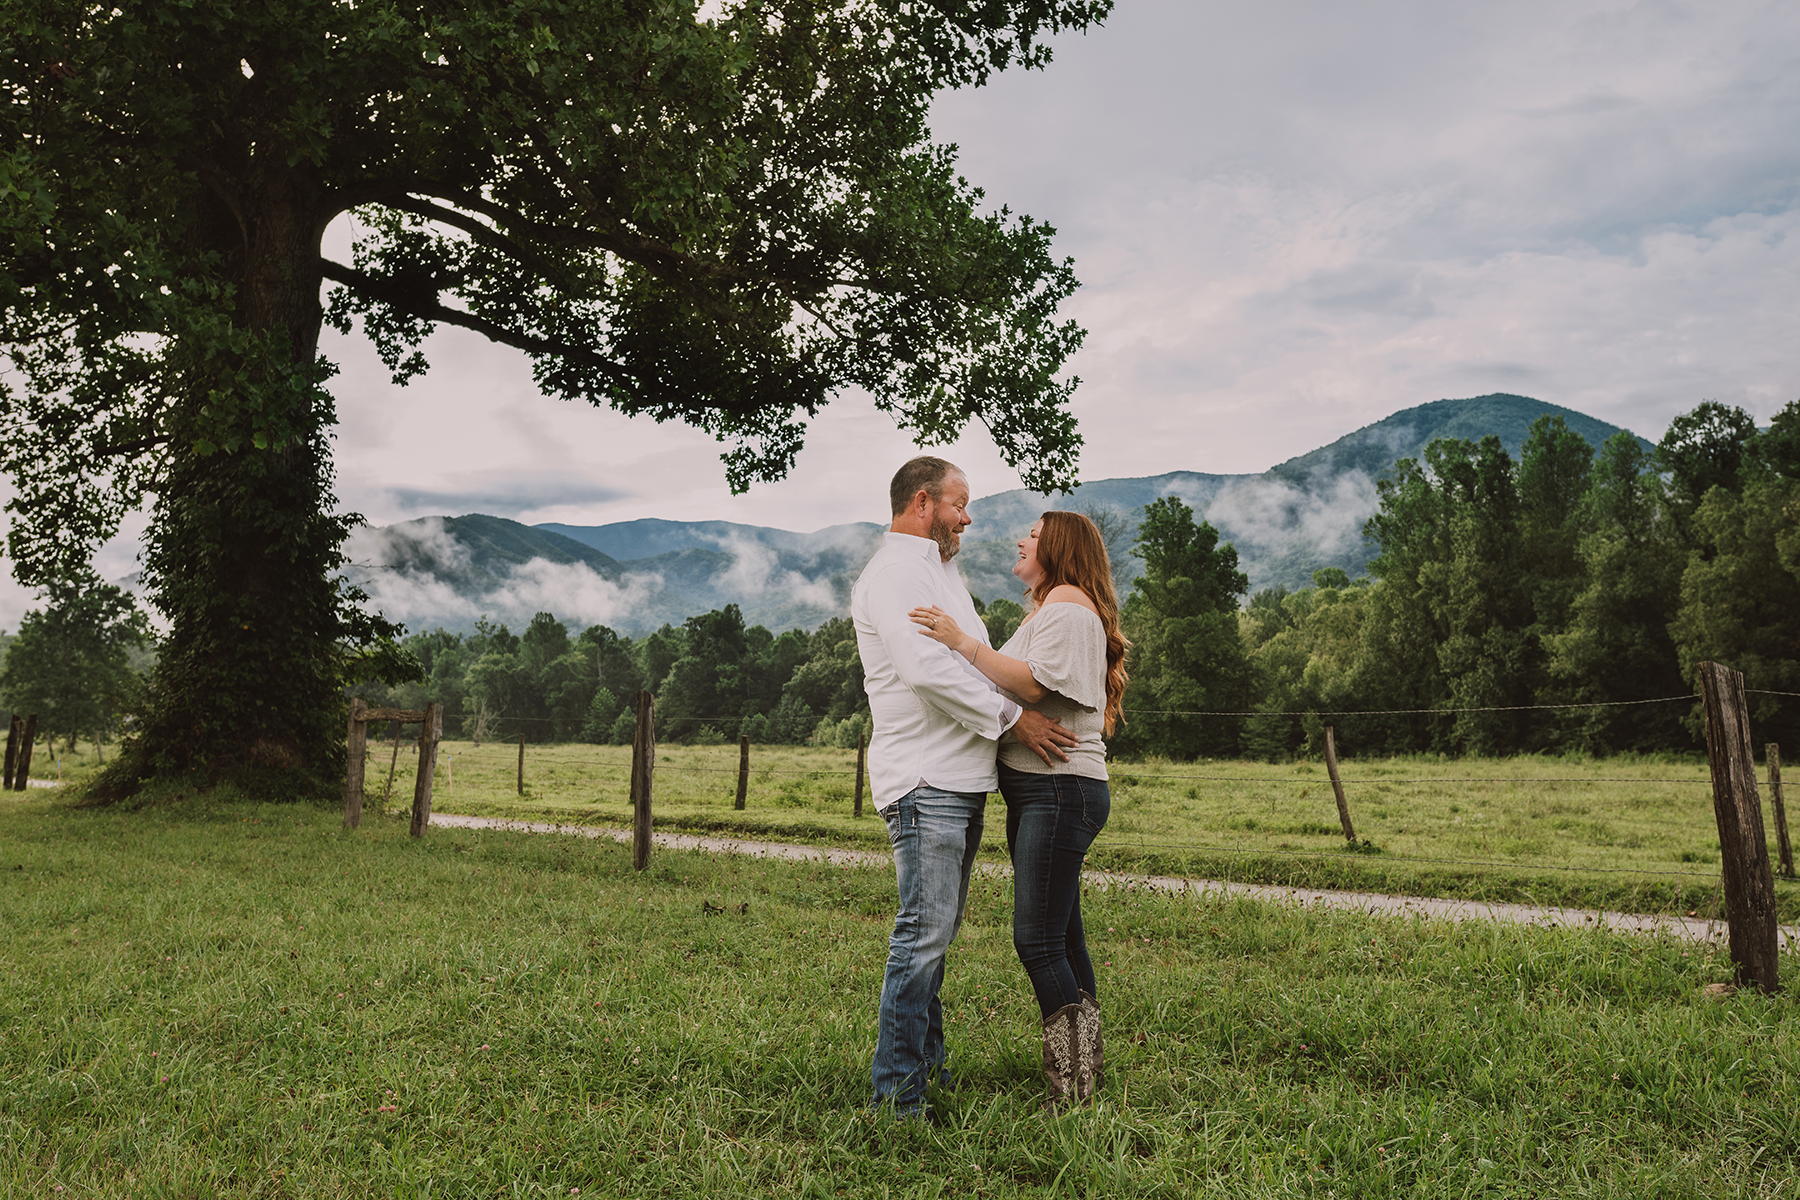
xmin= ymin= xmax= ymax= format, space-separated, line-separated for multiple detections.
xmin=5 ymin=399 xmax=1795 ymax=762
xmin=349 ymin=398 xmax=1800 ymax=760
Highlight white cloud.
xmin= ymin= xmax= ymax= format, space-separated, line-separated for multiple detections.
xmin=342 ymin=518 xmax=665 ymax=633
xmin=1203 ymin=471 xmax=1383 ymax=571
xmin=706 ymin=534 xmax=841 ymax=612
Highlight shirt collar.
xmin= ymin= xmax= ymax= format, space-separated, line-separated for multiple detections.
xmin=883 ymin=531 xmax=946 ymax=564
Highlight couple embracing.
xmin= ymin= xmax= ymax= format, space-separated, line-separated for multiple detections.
xmin=851 ymin=456 xmax=1129 ymax=1118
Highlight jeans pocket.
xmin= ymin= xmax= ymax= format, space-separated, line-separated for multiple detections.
xmin=1080 ymin=778 xmax=1111 ymax=837
xmin=884 ymin=798 xmax=913 ymax=846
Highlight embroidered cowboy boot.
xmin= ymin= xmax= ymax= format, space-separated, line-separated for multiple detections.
xmin=1079 ymin=990 xmax=1104 ymax=1094
xmin=1041 ymin=1001 xmax=1083 ymax=1111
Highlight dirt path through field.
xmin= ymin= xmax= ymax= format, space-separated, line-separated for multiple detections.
xmin=427 ymin=812 xmax=1800 ymax=948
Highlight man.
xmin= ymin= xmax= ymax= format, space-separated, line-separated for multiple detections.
xmin=853 ymin=455 xmax=1076 ymax=1117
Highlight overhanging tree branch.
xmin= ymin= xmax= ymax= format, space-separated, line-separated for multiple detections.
xmin=319 ymin=258 xmax=636 ymax=387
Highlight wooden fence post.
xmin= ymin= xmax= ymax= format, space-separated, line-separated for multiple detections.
xmin=3 ymin=715 xmax=18 ymax=790
xmin=343 ymin=699 xmax=369 ymax=829
xmin=13 ymin=714 xmax=37 ymax=791
xmin=410 ymin=702 xmax=441 ymax=838
xmin=735 ymin=735 xmax=749 ymax=810
xmin=631 ymin=691 xmax=655 ymax=871
xmin=854 ymin=732 xmax=866 ymax=818
xmin=517 ymin=734 xmax=525 ymax=796
xmin=1697 ymin=661 xmax=1779 ymax=993
xmin=1323 ymin=725 xmax=1356 ymax=844
xmin=1769 ymin=744 xmax=1793 ymax=879
xmin=381 ymin=720 xmax=402 ymax=804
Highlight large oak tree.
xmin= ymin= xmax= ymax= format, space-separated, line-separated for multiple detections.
xmin=0 ymin=0 xmax=1104 ymax=791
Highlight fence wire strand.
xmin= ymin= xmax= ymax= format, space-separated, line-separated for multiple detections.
xmin=352 ymin=689 xmax=1783 ymax=890
xmin=1124 ymin=694 xmax=1697 ymax=718
xmin=1103 ymin=842 xmax=1725 ymax=880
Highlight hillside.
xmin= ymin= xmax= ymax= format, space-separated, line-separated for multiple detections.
xmin=346 ymin=393 xmax=1652 ymax=635
xmin=956 ymin=393 xmax=1651 ymax=595
xmin=343 ymin=516 xmax=857 ymax=637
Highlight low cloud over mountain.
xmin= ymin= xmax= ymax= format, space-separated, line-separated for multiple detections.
xmin=347 ymin=394 xmax=1651 ymax=636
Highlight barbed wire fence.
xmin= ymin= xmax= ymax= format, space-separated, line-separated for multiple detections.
xmin=350 ymin=684 xmax=1795 ymax=896
xmin=331 ymin=664 xmax=1796 ymax=983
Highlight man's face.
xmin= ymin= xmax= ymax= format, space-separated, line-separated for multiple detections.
xmin=927 ymin=474 xmax=973 ymax=561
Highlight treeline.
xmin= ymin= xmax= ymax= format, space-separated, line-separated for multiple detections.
xmin=10 ymin=402 xmax=1795 ymax=766
xmin=220 ymin=399 xmax=1800 ymax=761
xmin=357 ymin=601 xmax=1028 ymax=749
xmin=0 ymin=582 xmax=150 ymax=757
xmin=1116 ymin=402 xmax=1800 ymax=760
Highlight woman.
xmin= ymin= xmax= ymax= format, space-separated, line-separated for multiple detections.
xmin=909 ymin=510 xmax=1129 ymax=1108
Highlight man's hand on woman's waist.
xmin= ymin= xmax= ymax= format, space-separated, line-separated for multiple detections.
xmin=1010 ymin=709 xmax=1077 ymax=765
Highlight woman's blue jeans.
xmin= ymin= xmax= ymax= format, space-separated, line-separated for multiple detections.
xmin=1000 ymin=765 xmax=1110 ymax=1019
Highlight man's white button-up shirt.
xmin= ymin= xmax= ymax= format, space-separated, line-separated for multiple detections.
xmin=852 ymin=532 xmax=1019 ymax=811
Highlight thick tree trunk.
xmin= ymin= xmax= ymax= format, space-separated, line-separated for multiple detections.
xmin=103 ymin=157 xmax=354 ymax=791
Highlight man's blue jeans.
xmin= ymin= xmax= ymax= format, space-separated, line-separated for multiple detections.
xmin=870 ymin=786 xmax=986 ymax=1114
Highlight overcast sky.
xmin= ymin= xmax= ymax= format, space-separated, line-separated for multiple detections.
xmin=5 ymin=0 xmax=1798 ymax=625
xmin=324 ymin=0 xmax=1798 ymax=534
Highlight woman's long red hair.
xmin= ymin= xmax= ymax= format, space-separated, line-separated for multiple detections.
xmin=1028 ymin=511 xmax=1131 ymax=736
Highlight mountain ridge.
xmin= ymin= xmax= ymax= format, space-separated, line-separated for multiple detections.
xmin=344 ymin=393 xmax=1652 ymax=635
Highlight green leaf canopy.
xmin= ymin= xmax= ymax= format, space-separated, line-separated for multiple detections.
xmin=3 ymin=0 xmax=1099 ymax=573
xmin=0 ymin=0 xmax=1104 ymax=787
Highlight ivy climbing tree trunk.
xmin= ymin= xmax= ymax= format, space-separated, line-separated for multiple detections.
xmin=125 ymin=167 xmax=362 ymax=779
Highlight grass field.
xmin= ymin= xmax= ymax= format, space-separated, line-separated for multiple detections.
xmin=25 ymin=737 xmax=1799 ymax=920
xmin=316 ymin=738 xmax=1793 ymax=921
xmin=5 ymin=787 xmax=1800 ymax=1197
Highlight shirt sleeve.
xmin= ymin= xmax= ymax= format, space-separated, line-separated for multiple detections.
xmin=1022 ymin=604 xmax=1108 ymax=711
xmin=865 ymin=561 xmax=1017 ymax=739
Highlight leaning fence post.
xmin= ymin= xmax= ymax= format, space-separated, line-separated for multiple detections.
xmin=3 ymin=715 xmax=18 ymax=790
xmin=854 ymin=732 xmax=867 ymax=818
xmin=13 ymin=714 xmax=37 ymax=791
xmin=1323 ymin=725 xmax=1356 ymax=844
xmin=410 ymin=702 xmax=441 ymax=838
xmin=343 ymin=699 xmax=369 ymax=829
xmin=1697 ymin=661 xmax=1779 ymax=992
xmin=381 ymin=720 xmax=402 ymax=804
xmin=631 ymin=691 xmax=655 ymax=871
xmin=517 ymin=734 xmax=525 ymax=796
xmin=1769 ymin=744 xmax=1793 ymax=879
xmin=735 ymin=735 xmax=749 ymax=810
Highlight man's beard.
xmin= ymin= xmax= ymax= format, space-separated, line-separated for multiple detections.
xmin=928 ymin=512 xmax=961 ymax=560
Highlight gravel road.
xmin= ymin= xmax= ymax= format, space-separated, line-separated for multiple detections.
xmin=426 ymin=812 xmax=1797 ymax=948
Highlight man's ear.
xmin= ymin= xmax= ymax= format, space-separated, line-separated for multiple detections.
xmin=912 ymin=489 xmax=932 ymax=520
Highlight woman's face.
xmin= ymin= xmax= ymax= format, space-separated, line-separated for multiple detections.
xmin=1014 ymin=519 xmax=1045 ymax=587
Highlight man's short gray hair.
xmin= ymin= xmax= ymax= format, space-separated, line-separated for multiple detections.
xmin=889 ymin=456 xmax=961 ymax=516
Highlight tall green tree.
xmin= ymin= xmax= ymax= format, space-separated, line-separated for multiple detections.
xmin=1669 ymin=478 xmax=1800 ymax=748
xmin=0 ymin=582 xmax=151 ymax=753
xmin=1349 ymin=445 xmax=1462 ymax=752
xmin=574 ymin=624 xmax=642 ymax=742
xmin=1515 ymin=415 xmax=1594 ymax=640
xmin=656 ymin=606 xmax=752 ymax=739
xmin=1656 ymin=401 xmax=1759 ymax=544
xmin=1351 ymin=434 xmax=1549 ymax=754
xmin=1431 ymin=436 xmax=1536 ymax=754
xmin=1751 ymin=399 xmax=1800 ymax=481
xmin=1544 ymin=432 xmax=1689 ymax=751
xmin=1240 ymin=572 xmax=1369 ymax=760
xmin=1667 ymin=399 xmax=1800 ymax=747
xmin=1115 ymin=497 xmax=1249 ymax=759
xmin=763 ymin=617 xmax=866 ymax=743
xmin=1 ymin=0 xmax=1102 ymax=793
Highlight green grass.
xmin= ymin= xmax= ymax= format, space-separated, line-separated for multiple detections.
xmin=6 ymin=788 xmax=1800 ymax=1197
xmin=316 ymin=739 xmax=1794 ymax=921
